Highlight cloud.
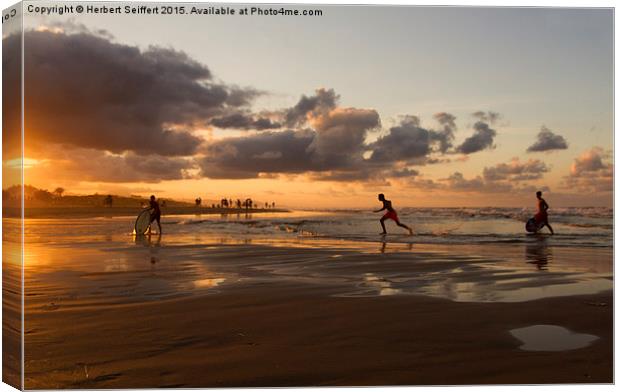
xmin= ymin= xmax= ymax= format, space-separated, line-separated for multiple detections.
xmin=433 ymin=112 xmax=457 ymax=152
xmin=564 ymin=147 xmax=612 ymax=192
xmin=34 ymin=20 xmax=114 ymax=39
xmin=200 ymin=100 xmax=381 ymax=180
xmin=472 ymin=111 xmax=501 ymax=124
xmin=527 ymin=126 xmax=568 ymax=152
xmin=308 ymin=107 xmax=380 ymax=158
xmin=439 ymin=171 xmax=548 ymax=194
xmin=308 ymin=166 xmax=419 ymax=183
xmin=483 ymin=158 xmax=549 ymax=181
xmin=569 ymin=147 xmax=609 ymax=176
xmin=368 ymin=115 xmax=455 ymax=163
xmin=456 ymin=121 xmax=497 ymax=154
xmin=2 ymin=34 xmax=22 ymax=158
xmin=307 ymin=169 xmax=388 ymax=183
xmin=5 ymin=28 xmax=522 ymax=189
xmin=210 ymin=113 xmax=281 ymax=130
xmin=7 ymin=30 xmax=261 ymax=156
xmin=201 ymin=108 xmax=504 ymax=181
xmin=199 ymin=130 xmax=316 ymax=179
xmin=407 ymin=155 xmax=550 ymax=194
xmin=369 ymin=116 xmax=432 ymax=163
xmin=29 ymin=147 xmax=196 ymax=183
xmin=443 ymin=172 xmax=488 ymax=191
xmin=284 ymin=88 xmax=339 ymax=127
xmin=408 ymin=178 xmax=443 ymax=190
xmin=388 ymin=168 xmax=420 ymax=178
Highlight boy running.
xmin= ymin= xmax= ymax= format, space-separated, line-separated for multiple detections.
xmin=374 ymin=194 xmax=413 ymax=235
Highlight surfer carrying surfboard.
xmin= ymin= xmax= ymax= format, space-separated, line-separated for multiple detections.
xmin=149 ymin=195 xmax=162 ymax=234
xmin=535 ymin=191 xmax=554 ymax=235
xmin=374 ymin=194 xmax=413 ymax=235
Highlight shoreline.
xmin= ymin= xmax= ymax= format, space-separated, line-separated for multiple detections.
xmin=3 ymin=206 xmax=290 ymax=219
xmin=13 ymin=220 xmax=614 ymax=387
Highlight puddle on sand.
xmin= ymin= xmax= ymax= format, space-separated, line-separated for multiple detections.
xmin=510 ymin=325 xmax=599 ymax=352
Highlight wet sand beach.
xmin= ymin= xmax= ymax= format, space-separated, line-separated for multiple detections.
xmin=15 ymin=231 xmax=611 ymax=387
xmin=25 ymin=283 xmax=612 ymax=388
xmin=4 ymin=211 xmax=612 ymax=388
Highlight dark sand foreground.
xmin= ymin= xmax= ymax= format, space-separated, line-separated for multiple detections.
xmin=21 ymin=239 xmax=613 ymax=388
xmin=26 ymin=286 xmax=612 ymax=388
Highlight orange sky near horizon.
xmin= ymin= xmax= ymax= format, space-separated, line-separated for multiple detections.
xmin=2 ymin=7 xmax=613 ymax=209
xmin=6 ymin=157 xmax=611 ymax=209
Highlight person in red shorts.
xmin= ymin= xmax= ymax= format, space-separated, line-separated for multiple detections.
xmin=534 ymin=191 xmax=554 ymax=234
xmin=374 ymin=193 xmax=413 ymax=235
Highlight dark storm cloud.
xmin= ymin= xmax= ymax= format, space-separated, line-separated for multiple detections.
xmin=369 ymin=116 xmax=432 ymax=163
xmin=210 ymin=113 xmax=281 ymax=130
xmin=123 ymin=154 xmax=195 ymax=181
xmin=309 ymin=107 xmax=380 ymax=157
xmin=456 ymin=121 xmax=497 ymax=154
xmin=199 ymin=130 xmax=317 ymax=179
xmin=527 ymin=126 xmax=569 ymax=152
xmin=8 ymin=30 xmax=260 ymax=156
xmin=200 ymin=104 xmax=381 ymax=180
xmin=218 ymin=110 xmax=500 ymax=182
xmin=284 ymin=88 xmax=339 ymax=127
xmin=225 ymin=86 xmax=264 ymax=107
xmin=433 ymin=112 xmax=457 ymax=153
xmin=369 ymin=116 xmax=458 ymax=164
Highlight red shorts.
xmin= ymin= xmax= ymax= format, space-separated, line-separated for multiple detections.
xmin=382 ymin=210 xmax=399 ymax=222
xmin=534 ymin=211 xmax=547 ymax=223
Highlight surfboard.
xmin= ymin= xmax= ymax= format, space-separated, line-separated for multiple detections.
xmin=525 ymin=217 xmax=545 ymax=233
xmin=134 ymin=209 xmax=152 ymax=235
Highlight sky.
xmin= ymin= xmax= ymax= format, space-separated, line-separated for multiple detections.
xmin=2 ymin=2 xmax=614 ymax=208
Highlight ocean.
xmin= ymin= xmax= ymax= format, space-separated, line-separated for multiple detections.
xmin=166 ymin=207 xmax=613 ymax=248
xmin=3 ymin=207 xmax=611 ymax=312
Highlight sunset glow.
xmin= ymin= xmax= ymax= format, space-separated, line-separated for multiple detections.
xmin=2 ymin=6 xmax=612 ymax=209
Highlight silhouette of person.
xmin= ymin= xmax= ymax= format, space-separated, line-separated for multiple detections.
xmin=535 ymin=191 xmax=554 ymax=234
xmin=149 ymin=195 xmax=162 ymax=234
xmin=374 ymin=194 xmax=413 ymax=235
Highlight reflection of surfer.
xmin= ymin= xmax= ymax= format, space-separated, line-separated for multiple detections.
xmin=535 ymin=191 xmax=554 ymax=235
xmin=149 ymin=195 xmax=162 ymax=234
xmin=525 ymin=236 xmax=552 ymax=270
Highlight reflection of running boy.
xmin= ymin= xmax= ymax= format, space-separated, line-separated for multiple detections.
xmin=149 ymin=195 xmax=162 ymax=234
xmin=374 ymin=194 xmax=413 ymax=235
